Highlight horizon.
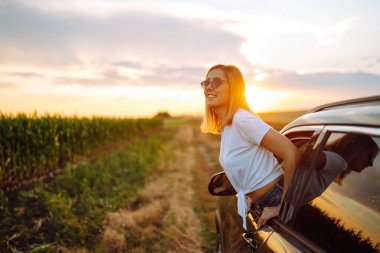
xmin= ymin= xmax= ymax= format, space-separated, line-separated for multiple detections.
xmin=0 ymin=107 xmax=310 ymax=119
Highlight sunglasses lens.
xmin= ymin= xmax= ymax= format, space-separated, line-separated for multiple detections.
xmin=201 ymin=80 xmax=210 ymax=88
xmin=201 ymin=78 xmax=224 ymax=89
xmin=211 ymin=78 xmax=222 ymax=88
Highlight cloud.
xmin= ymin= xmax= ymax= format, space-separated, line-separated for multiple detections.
xmin=1 ymin=71 xmax=44 ymax=78
xmin=0 ymin=0 xmax=251 ymax=91
xmin=49 ymin=64 xmax=206 ymax=87
xmin=261 ymin=70 xmax=380 ymax=98
xmin=138 ymin=65 xmax=206 ymax=86
xmin=112 ymin=61 xmax=143 ymax=68
xmin=0 ymin=82 xmax=16 ymax=89
xmin=0 ymin=1 xmax=247 ymax=69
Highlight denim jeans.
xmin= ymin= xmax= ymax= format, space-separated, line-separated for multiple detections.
xmin=255 ymin=177 xmax=284 ymax=208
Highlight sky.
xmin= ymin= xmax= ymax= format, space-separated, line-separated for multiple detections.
xmin=0 ymin=0 xmax=379 ymax=118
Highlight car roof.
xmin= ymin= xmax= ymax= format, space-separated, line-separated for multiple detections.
xmin=282 ymin=95 xmax=380 ymax=132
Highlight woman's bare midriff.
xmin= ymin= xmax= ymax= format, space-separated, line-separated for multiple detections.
xmin=246 ymin=175 xmax=284 ymax=203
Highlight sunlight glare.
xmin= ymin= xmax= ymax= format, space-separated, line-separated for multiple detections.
xmin=245 ymin=85 xmax=289 ymax=112
xmin=253 ymin=72 xmax=269 ymax=82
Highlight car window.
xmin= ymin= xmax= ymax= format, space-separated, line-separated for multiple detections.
xmin=289 ymin=133 xmax=380 ymax=253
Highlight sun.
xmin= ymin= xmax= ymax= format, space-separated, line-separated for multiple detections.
xmin=245 ymin=85 xmax=289 ymax=112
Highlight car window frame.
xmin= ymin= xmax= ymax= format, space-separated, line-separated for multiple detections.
xmin=280 ymin=125 xmax=325 ymax=224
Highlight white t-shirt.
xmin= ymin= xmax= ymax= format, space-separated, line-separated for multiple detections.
xmin=301 ymin=150 xmax=347 ymax=205
xmin=219 ymin=108 xmax=284 ymax=230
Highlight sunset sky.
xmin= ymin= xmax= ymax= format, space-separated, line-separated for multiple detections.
xmin=0 ymin=0 xmax=379 ymax=117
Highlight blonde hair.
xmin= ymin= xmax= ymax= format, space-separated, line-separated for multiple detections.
xmin=200 ymin=64 xmax=254 ymax=134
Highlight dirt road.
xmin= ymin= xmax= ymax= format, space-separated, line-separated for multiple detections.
xmin=101 ymin=124 xmax=221 ymax=253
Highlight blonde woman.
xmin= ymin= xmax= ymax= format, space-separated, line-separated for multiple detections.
xmin=200 ymin=64 xmax=301 ymax=230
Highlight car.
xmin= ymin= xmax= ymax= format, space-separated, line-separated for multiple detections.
xmin=209 ymin=95 xmax=380 ymax=253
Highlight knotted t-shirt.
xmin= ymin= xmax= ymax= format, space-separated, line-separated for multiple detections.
xmin=219 ymin=108 xmax=284 ymax=230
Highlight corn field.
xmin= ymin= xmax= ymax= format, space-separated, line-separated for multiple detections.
xmin=0 ymin=111 xmax=163 ymax=191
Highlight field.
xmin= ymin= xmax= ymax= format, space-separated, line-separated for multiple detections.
xmin=0 ymin=111 xmax=302 ymax=252
xmin=257 ymin=110 xmax=307 ymax=131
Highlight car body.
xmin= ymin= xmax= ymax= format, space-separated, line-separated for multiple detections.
xmin=213 ymin=95 xmax=380 ymax=253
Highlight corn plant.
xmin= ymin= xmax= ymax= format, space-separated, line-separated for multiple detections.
xmin=0 ymin=111 xmax=163 ymax=190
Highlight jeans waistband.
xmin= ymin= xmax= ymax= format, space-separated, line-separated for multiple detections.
xmin=255 ymin=177 xmax=284 ymax=208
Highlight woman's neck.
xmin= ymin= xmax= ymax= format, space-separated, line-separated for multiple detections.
xmin=213 ymin=105 xmax=229 ymax=122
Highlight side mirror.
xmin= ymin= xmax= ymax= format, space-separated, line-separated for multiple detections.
xmin=208 ymin=171 xmax=237 ymax=196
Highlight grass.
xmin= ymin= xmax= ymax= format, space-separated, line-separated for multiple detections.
xmin=0 ymin=111 xmax=300 ymax=252
xmin=0 ymin=128 xmax=174 ymax=252
xmin=163 ymin=117 xmax=201 ymax=129
xmin=190 ymin=127 xmax=223 ymax=253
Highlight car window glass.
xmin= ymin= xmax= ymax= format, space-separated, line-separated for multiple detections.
xmin=290 ymin=133 xmax=380 ymax=253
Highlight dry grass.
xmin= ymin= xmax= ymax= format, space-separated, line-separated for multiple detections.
xmin=156 ymin=127 xmax=204 ymax=253
xmin=190 ymin=127 xmax=225 ymax=252
xmin=98 ymin=126 xmax=204 ymax=253
xmin=100 ymin=174 xmax=171 ymax=252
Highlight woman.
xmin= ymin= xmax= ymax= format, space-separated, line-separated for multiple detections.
xmin=200 ymin=64 xmax=301 ymax=230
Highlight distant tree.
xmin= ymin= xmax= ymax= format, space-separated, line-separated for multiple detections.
xmin=153 ymin=111 xmax=172 ymax=119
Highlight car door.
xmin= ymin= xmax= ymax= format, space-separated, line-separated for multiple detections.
xmin=260 ymin=126 xmax=380 ymax=253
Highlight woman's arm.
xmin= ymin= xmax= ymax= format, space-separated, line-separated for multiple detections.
xmin=257 ymin=128 xmax=301 ymax=227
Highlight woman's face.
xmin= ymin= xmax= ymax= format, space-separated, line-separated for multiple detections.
xmin=204 ymin=68 xmax=230 ymax=109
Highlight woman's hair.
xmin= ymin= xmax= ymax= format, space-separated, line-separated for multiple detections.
xmin=200 ymin=64 xmax=253 ymax=134
xmin=325 ymin=134 xmax=379 ymax=185
xmin=327 ymin=134 xmax=378 ymax=166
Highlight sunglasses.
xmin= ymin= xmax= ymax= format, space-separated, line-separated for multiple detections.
xmin=200 ymin=78 xmax=226 ymax=89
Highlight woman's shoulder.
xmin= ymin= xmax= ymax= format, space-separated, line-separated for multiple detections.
xmin=231 ymin=108 xmax=272 ymax=144
xmin=321 ymin=150 xmax=347 ymax=173
xmin=233 ymin=108 xmax=260 ymax=123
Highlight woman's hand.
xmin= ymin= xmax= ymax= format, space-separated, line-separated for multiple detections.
xmin=257 ymin=205 xmax=281 ymax=227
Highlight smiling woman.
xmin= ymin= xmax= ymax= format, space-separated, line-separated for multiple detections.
xmin=200 ymin=64 xmax=301 ymax=230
